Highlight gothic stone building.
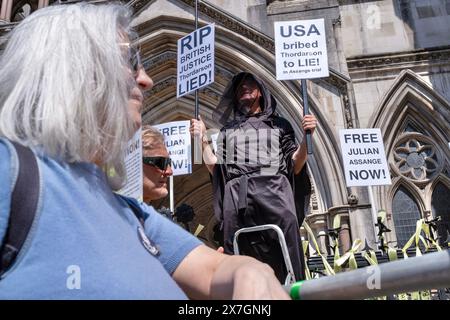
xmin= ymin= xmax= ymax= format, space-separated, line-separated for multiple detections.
xmin=1 ymin=0 xmax=450 ymax=255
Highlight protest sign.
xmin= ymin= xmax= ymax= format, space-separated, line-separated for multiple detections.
xmin=118 ymin=127 xmax=143 ymax=200
xmin=274 ymin=18 xmax=329 ymax=80
xmin=177 ymin=24 xmax=215 ymax=97
xmin=154 ymin=120 xmax=192 ymax=176
xmin=339 ymin=128 xmax=391 ymax=187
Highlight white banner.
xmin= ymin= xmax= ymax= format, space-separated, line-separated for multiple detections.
xmin=177 ymin=24 xmax=215 ymax=98
xmin=274 ymin=19 xmax=329 ymax=80
xmin=339 ymin=128 xmax=392 ymax=187
xmin=154 ymin=121 xmax=192 ymax=176
xmin=118 ymin=127 xmax=143 ymax=200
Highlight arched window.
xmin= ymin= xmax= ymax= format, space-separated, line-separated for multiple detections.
xmin=431 ymin=183 xmax=450 ymax=246
xmin=392 ymin=186 xmax=421 ymax=247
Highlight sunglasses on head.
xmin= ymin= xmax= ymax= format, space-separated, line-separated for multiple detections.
xmin=143 ymin=156 xmax=172 ymax=171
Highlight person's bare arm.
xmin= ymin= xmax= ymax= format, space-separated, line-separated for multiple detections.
xmin=292 ymin=114 xmax=317 ymax=174
xmin=190 ymin=116 xmax=216 ymax=174
xmin=172 ymin=245 xmax=290 ymax=300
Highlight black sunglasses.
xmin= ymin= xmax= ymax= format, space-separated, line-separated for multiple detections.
xmin=129 ymin=46 xmax=142 ymax=74
xmin=143 ymin=156 xmax=172 ymax=171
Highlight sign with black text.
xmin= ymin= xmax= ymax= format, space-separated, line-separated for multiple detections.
xmin=339 ymin=128 xmax=391 ymax=187
xmin=274 ymin=19 xmax=329 ymax=80
xmin=177 ymin=24 xmax=215 ymax=98
xmin=153 ymin=121 xmax=192 ymax=176
xmin=118 ymin=127 xmax=143 ymax=200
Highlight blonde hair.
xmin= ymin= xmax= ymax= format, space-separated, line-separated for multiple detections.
xmin=142 ymin=125 xmax=165 ymax=152
xmin=0 ymin=3 xmax=135 ymax=188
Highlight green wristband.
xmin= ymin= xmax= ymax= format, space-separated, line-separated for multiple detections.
xmin=290 ymin=281 xmax=305 ymax=300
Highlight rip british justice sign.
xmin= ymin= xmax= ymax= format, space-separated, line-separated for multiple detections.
xmin=177 ymin=24 xmax=215 ymax=98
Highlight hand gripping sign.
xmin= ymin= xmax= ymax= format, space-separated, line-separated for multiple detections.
xmin=274 ymin=18 xmax=329 ymax=154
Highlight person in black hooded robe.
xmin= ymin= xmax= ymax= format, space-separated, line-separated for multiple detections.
xmin=190 ymin=72 xmax=317 ymax=282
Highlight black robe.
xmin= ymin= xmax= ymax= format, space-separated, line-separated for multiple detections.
xmin=212 ymin=72 xmax=311 ymax=282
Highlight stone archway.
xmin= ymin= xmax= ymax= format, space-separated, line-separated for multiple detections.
xmin=133 ymin=2 xmax=352 ymax=250
xmin=370 ymin=69 xmax=450 ymax=246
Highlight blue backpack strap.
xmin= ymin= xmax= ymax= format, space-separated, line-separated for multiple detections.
xmin=0 ymin=141 xmax=39 ymax=277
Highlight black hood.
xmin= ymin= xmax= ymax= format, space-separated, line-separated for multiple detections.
xmin=213 ymin=72 xmax=277 ymax=126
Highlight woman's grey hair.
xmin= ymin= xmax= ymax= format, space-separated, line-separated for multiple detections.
xmin=142 ymin=125 xmax=165 ymax=152
xmin=0 ymin=3 xmax=135 ymax=189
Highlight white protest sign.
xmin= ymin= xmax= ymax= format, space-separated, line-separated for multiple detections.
xmin=118 ymin=127 xmax=143 ymax=200
xmin=274 ymin=19 xmax=329 ymax=80
xmin=339 ymin=128 xmax=391 ymax=187
xmin=177 ymin=24 xmax=215 ymax=98
xmin=154 ymin=121 xmax=192 ymax=176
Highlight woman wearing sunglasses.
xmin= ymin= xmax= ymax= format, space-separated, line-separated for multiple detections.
xmin=142 ymin=125 xmax=173 ymax=203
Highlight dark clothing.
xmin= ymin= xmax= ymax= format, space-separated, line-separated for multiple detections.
xmin=212 ymin=72 xmax=311 ymax=282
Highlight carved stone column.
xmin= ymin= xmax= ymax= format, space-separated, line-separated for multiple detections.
xmin=338 ymin=214 xmax=351 ymax=253
xmin=1 ymin=0 xmax=13 ymax=22
xmin=38 ymin=0 xmax=50 ymax=9
xmin=328 ymin=208 xmax=352 ymax=254
xmin=305 ymin=212 xmax=329 ymax=254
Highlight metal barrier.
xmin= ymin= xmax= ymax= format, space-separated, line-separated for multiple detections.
xmin=307 ymin=247 xmax=438 ymax=271
xmin=288 ymin=249 xmax=450 ymax=300
xmin=233 ymin=224 xmax=296 ymax=286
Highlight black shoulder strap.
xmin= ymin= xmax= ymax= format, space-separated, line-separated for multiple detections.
xmin=0 ymin=142 xmax=40 ymax=276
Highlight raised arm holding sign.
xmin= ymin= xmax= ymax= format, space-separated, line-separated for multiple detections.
xmin=177 ymin=20 xmax=215 ymax=163
xmin=274 ymin=18 xmax=329 ymax=154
